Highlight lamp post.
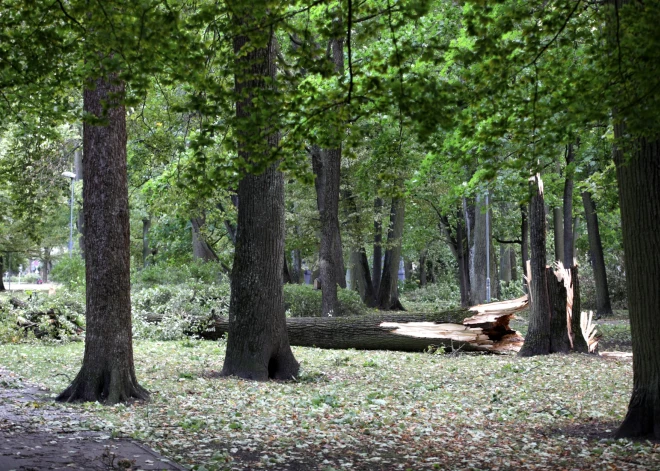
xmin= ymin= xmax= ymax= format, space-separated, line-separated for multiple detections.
xmin=62 ymin=171 xmax=76 ymax=258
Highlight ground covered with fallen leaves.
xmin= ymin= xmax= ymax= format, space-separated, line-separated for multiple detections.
xmin=0 ymin=326 xmax=655 ymax=471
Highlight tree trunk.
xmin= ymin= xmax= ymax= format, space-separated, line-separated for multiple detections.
xmin=372 ymin=197 xmax=383 ymax=292
xmin=563 ymin=144 xmax=575 ymax=267
xmin=377 ymin=196 xmax=405 ymax=310
xmin=547 ymin=266 xmax=572 ymax=354
xmin=510 ymin=247 xmax=518 ymax=282
xmin=500 ymin=245 xmax=512 ymax=284
xmin=201 ymin=297 xmax=529 ymax=353
xmin=419 ymin=250 xmax=427 ymax=288
xmin=142 ymin=218 xmax=151 ymax=269
xmin=191 ymin=216 xmax=219 ymax=262
xmin=470 ymin=194 xmax=489 ymax=305
xmin=220 ymin=18 xmax=299 ymax=381
xmin=613 ymin=133 xmax=660 ymax=439
xmin=283 ymin=253 xmax=292 ymax=284
xmin=581 ymin=191 xmax=613 ymax=317
xmin=521 ymin=204 xmax=529 ymax=292
xmin=291 ymin=249 xmax=302 ymax=284
xmin=570 ymin=265 xmax=589 ymax=354
xmin=404 ymin=260 xmax=412 ymax=281
xmin=350 ymin=248 xmax=377 ymax=307
xmin=0 ymin=256 xmax=5 ymax=292
xmin=553 ymin=206 xmax=564 ymax=263
xmin=519 ymin=176 xmax=552 ymax=357
xmin=456 ymin=213 xmax=471 ymax=307
xmin=57 ymin=74 xmax=147 ymax=404
xmin=40 ymin=248 xmax=51 ymax=284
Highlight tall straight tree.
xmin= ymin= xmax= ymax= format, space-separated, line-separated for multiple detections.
xmin=581 ymin=190 xmax=612 ymax=317
xmin=221 ymin=3 xmax=299 ymax=380
xmin=58 ymin=73 xmax=148 ymax=404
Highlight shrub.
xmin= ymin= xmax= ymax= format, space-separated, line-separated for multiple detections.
xmin=50 ymin=257 xmax=86 ymax=290
xmin=400 ymin=284 xmax=461 ymax=312
xmin=283 ymin=284 xmax=369 ymax=317
xmin=132 ymin=261 xmax=225 ymax=287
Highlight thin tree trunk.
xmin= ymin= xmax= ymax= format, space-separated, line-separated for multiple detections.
xmin=0 ymin=256 xmax=5 ymax=292
xmin=419 ymin=250 xmax=427 ymax=288
xmin=572 ymin=216 xmax=580 ymax=260
xmin=40 ymin=248 xmax=51 ymax=284
xmin=500 ymin=245 xmax=512 ymax=284
xmin=470 ymin=194 xmax=489 ymax=305
xmin=221 ymin=16 xmax=298 ymax=380
xmin=404 ymin=260 xmax=412 ymax=281
xmin=581 ymin=191 xmax=613 ymax=317
xmin=74 ymin=149 xmax=85 ymax=260
xmin=372 ymin=197 xmax=383 ymax=292
xmin=291 ymin=249 xmax=302 ymax=284
xmin=142 ymin=218 xmax=151 ymax=269
xmin=58 ymin=73 xmax=147 ymax=404
xmin=521 ymin=204 xmax=529 ymax=292
xmin=613 ymin=133 xmax=660 ymax=439
xmin=510 ymin=248 xmax=518 ymax=282
xmin=570 ymin=265 xmax=589 ymax=353
xmin=519 ymin=175 xmax=551 ymax=357
xmin=563 ymin=143 xmax=575 ymax=267
xmin=377 ymin=196 xmax=405 ymax=310
xmin=553 ymin=206 xmax=564 ymax=263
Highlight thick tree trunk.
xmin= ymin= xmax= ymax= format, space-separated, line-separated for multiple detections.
xmin=372 ymin=197 xmax=383 ymax=292
xmin=581 ymin=191 xmax=613 ymax=317
xmin=202 ymin=297 xmax=528 ymax=353
xmin=191 ymin=216 xmax=219 ymax=262
xmin=521 ymin=204 xmax=529 ymax=292
xmin=519 ymin=176 xmax=552 ymax=357
xmin=57 ymin=74 xmax=147 ymax=404
xmin=547 ymin=266 xmax=572 ymax=354
xmin=142 ymin=218 xmax=151 ymax=269
xmin=377 ymin=197 xmax=405 ymax=310
xmin=563 ymin=144 xmax=575 ymax=267
xmin=221 ymin=19 xmax=299 ymax=381
xmin=614 ymin=134 xmax=660 ymax=439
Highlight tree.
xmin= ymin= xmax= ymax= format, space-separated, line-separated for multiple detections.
xmin=220 ymin=3 xmax=299 ymax=380
xmin=58 ymin=73 xmax=148 ymax=404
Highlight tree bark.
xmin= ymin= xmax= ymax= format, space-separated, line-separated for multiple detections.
xmin=220 ymin=17 xmax=299 ymax=381
xmin=510 ymin=247 xmax=518 ymax=282
xmin=570 ymin=265 xmax=589 ymax=354
xmin=350 ymin=248 xmax=377 ymax=307
xmin=142 ymin=218 xmax=151 ymax=269
xmin=372 ymin=197 xmax=383 ymax=293
xmin=40 ymin=248 xmax=51 ymax=284
xmin=470 ymin=194 xmax=489 ymax=305
xmin=377 ymin=196 xmax=405 ymax=310
xmin=0 ymin=256 xmax=5 ymax=292
xmin=57 ymin=74 xmax=147 ymax=404
xmin=581 ymin=191 xmax=613 ymax=317
xmin=613 ymin=133 xmax=660 ymax=439
xmin=291 ymin=249 xmax=302 ymax=284
xmin=519 ymin=176 xmax=552 ymax=357
xmin=547 ymin=267 xmax=571 ymax=354
xmin=553 ymin=206 xmax=564 ymax=263
xmin=500 ymin=245 xmax=512 ymax=284
xmin=563 ymin=144 xmax=575 ymax=267
xmin=419 ymin=250 xmax=427 ymax=287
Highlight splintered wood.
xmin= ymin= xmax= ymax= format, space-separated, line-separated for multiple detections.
xmin=380 ymin=296 xmax=528 ymax=353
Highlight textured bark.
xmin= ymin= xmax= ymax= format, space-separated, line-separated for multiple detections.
xmin=291 ymin=249 xmax=302 ymax=284
xmin=283 ymin=253 xmax=292 ymax=284
xmin=456 ymin=214 xmax=471 ymax=307
xmin=519 ymin=176 xmax=551 ymax=357
xmin=581 ymin=191 xmax=613 ymax=317
xmin=220 ymin=19 xmax=299 ymax=381
xmin=201 ymin=300 xmax=527 ymax=353
xmin=613 ymin=134 xmax=660 ymax=439
xmin=553 ymin=206 xmax=564 ymax=263
xmin=350 ymin=248 xmax=377 ymax=307
xmin=563 ymin=144 xmax=575 ymax=267
xmin=372 ymin=197 xmax=383 ymax=292
xmin=547 ymin=267 xmax=571 ymax=354
xmin=191 ymin=216 xmax=219 ymax=262
xmin=377 ymin=197 xmax=405 ymax=310
xmin=57 ymin=75 xmax=147 ymax=404
xmin=510 ymin=248 xmax=518 ymax=282
xmin=142 ymin=218 xmax=151 ymax=269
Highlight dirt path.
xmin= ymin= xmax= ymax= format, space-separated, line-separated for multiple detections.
xmin=0 ymin=368 xmax=186 ymax=471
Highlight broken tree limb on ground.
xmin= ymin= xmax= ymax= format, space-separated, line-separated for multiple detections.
xmin=198 ymin=296 xmax=528 ymax=353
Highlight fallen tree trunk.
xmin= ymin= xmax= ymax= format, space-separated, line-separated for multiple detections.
xmin=198 ymin=296 xmax=528 ymax=353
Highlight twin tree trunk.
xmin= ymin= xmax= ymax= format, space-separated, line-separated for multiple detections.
xmin=191 ymin=216 xmax=219 ymax=262
xmin=220 ymin=13 xmax=298 ymax=380
xmin=57 ymin=74 xmax=147 ymax=404
xmin=377 ymin=196 xmax=405 ymax=310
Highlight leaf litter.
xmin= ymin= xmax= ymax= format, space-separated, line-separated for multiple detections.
xmin=0 ymin=339 xmax=654 ymax=470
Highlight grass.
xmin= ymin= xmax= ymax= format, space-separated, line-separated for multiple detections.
xmin=0 ymin=327 xmax=655 ymax=471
